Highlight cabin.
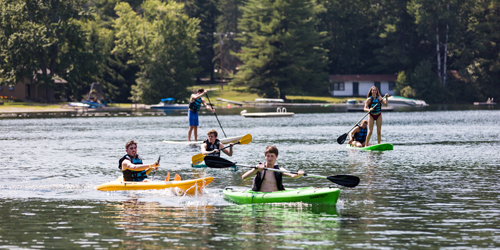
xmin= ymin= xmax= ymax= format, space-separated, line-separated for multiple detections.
xmin=329 ymin=74 xmax=397 ymax=97
xmin=0 ymin=71 xmax=67 ymax=102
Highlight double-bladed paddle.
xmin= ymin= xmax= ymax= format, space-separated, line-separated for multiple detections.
xmin=204 ymin=156 xmax=360 ymax=188
xmin=337 ymin=95 xmax=387 ymax=144
xmin=191 ymin=134 xmax=252 ymax=165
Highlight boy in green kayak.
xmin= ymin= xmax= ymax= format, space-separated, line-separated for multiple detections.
xmin=200 ymin=129 xmax=234 ymax=157
xmin=242 ymin=145 xmax=304 ymax=192
xmin=119 ymin=140 xmax=160 ymax=182
xmin=348 ymin=120 xmax=369 ymax=147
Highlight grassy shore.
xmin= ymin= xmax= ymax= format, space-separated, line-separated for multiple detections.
xmin=0 ymin=86 xmax=363 ymax=112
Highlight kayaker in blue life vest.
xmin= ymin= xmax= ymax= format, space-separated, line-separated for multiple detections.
xmin=200 ymin=129 xmax=234 ymax=158
xmin=119 ymin=140 xmax=159 ymax=182
xmin=348 ymin=120 xmax=369 ymax=147
xmin=363 ymin=86 xmax=389 ymax=145
xmin=188 ymin=88 xmax=215 ymax=142
xmin=242 ymin=146 xmax=304 ymax=192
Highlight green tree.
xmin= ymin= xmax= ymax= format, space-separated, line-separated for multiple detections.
xmin=233 ymin=0 xmax=329 ymax=99
xmin=0 ymin=0 xmax=91 ymax=102
xmin=113 ymin=0 xmax=200 ymax=104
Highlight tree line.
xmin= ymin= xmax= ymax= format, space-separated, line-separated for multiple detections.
xmin=0 ymin=0 xmax=498 ymax=104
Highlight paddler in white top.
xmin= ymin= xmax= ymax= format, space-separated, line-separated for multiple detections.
xmin=200 ymin=129 xmax=234 ymax=157
xmin=242 ymin=145 xmax=304 ymax=192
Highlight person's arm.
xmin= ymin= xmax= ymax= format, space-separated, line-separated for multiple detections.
xmin=242 ymin=163 xmax=264 ymax=180
xmin=200 ymin=143 xmax=211 ymax=155
xmin=281 ymin=168 xmax=304 ymax=179
xmin=382 ymin=94 xmax=389 ymax=106
xmin=122 ymin=159 xmax=159 ymax=172
xmin=220 ymin=143 xmax=233 ymax=156
xmin=364 ymin=98 xmax=372 ymax=112
xmin=201 ymin=99 xmax=215 ymax=112
xmin=348 ymin=127 xmax=360 ymax=145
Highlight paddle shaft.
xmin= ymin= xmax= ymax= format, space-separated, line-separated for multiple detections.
xmin=236 ymin=163 xmax=329 ymax=179
xmin=151 ymin=155 xmax=161 ymax=181
xmin=205 ymin=92 xmax=227 ymax=138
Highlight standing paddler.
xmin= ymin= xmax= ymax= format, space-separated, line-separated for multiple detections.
xmin=364 ymin=86 xmax=389 ymax=145
xmin=188 ymin=88 xmax=215 ymax=142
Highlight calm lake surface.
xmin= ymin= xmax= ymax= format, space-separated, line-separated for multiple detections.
xmin=1 ymin=106 xmax=499 ymax=249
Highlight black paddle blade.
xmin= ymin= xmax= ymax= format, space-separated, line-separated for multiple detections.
xmin=337 ymin=133 xmax=348 ymax=144
xmin=204 ymin=156 xmax=236 ymax=168
xmin=327 ymin=175 xmax=360 ymax=187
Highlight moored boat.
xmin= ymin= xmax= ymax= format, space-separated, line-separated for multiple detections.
xmin=346 ymin=143 xmax=393 ymax=151
xmin=240 ymin=107 xmax=294 ymax=118
xmin=223 ymin=187 xmax=341 ymax=204
xmin=150 ymin=98 xmax=189 ymax=110
xmin=387 ymin=95 xmax=428 ymax=106
xmin=95 ymin=176 xmax=213 ymax=195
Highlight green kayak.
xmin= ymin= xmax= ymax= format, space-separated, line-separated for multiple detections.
xmin=346 ymin=142 xmax=393 ymax=151
xmin=223 ymin=187 xmax=341 ymax=205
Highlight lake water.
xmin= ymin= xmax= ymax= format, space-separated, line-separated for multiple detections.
xmin=1 ymin=107 xmax=499 ymax=249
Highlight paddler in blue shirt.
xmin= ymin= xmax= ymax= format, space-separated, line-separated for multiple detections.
xmin=188 ymin=88 xmax=215 ymax=142
xmin=200 ymin=129 xmax=234 ymax=157
xmin=348 ymin=120 xmax=369 ymax=147
xmin=119 ymin=140 xmax=159 ymax=182
xmin=241 ymin=146 xmax=304 ymax=192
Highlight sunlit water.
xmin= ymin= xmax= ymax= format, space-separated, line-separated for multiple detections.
xmin=1 ymin=108 xmax=499 ymax=248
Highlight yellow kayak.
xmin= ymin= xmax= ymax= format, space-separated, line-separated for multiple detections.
xmin=95 ymin=176 xmax=214 ymax=195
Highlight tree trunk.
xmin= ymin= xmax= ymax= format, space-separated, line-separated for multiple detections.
xmin=443 ymin=3 xmax=449 ymax=86
xmin=436 ymin=24 xmax=441 ymax=82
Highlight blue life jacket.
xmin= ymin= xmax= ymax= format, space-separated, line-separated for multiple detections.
xmin=252 ymin=164 xmax=285 ymax=191
xmin=370 ymin=96 xmax=382 ymax=114
xmin=204 ymin=139 xmax=221 ymax=157
xmin=118 ymin=154 xmax=148 ymax=182
xmin=354 ymin=124 xmax=368 ymax=142
xmin=188 ymin=98 xmax=202 ymax=112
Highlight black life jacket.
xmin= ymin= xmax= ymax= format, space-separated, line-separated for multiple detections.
xmin=354 ymin=124 xmax=368 ymax=142
xmin=118 ymin=154 xmax=148 ymax=182
xmin=370 ymin=96 xmax=382 ymax=114
xmin=252 ymin=164 xmax=285 ymax=192
xmin=204 ymin=139 xmax=221 ymax=157
xmin=188 ymin=98 xmax=202 ymax=112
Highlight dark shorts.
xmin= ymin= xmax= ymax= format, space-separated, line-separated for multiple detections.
xmin=188 ymin=110 xmax=199 ymax=126
xmin=370 ymin=112 xmax=381 ymax=120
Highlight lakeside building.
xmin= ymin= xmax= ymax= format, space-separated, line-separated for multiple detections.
xmin=0 ymin=70 xmax=67 ymax=102
xmin=329 ymin=74 xmax=397 ymax=97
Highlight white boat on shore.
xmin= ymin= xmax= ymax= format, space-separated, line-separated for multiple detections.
xmin=150 ymin=98 xmax=188 ymax=110
xmin=387 ymin=96 xmax=428 ymax=106
xmin=240 ymin=107 xmax=294 ymax=118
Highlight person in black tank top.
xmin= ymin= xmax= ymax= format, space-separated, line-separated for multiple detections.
xmin=188 ymin=88 xmax=215 ymax=142
xmin=241 ymin=146 xmax=304 ymax=192
xmin=119 ymin=140 xmax=160 ymax=182
xmin=363 ymin=86 xmax=389 ymax=146
xmin=348 ymin=120 xmax=369 ymax=147
xmin=200 ymin=129 xmax=234 ymax=158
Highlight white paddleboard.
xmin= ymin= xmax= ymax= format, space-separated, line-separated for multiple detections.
xmin=163 ymin=135 xmax=245 ymax=145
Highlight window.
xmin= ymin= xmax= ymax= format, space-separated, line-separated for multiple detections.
xmin=0 ymin=86 xmax=2 ymax=91
xmin=331 ymin=82 xmax=345 ymax=91
xmin=9 ymin=86 xmax=14 ymax=91
xmin=374 ymin=82 xmax=381 ymax=91
xmin=388 ymin=81 xmax=395 ymax=91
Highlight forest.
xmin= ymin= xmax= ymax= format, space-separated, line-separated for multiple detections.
xmin=0 ymin=0 xmax=499 ymax=104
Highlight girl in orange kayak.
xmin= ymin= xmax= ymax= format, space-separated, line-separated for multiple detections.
xmin=363 ymin=86 xmax=389 ymax=145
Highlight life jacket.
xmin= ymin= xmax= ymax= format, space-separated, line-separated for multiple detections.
xmin=252 ymin=164 xmax=285 ymax=192
xmin=370 ymin=96 xmax=382 ymax=114
xmin=204 ymin=139 xmax=221 ymax=157
xmin=188 ymin=98 xmax=202 ymax=112
xmin=118 ymin=154 xmax=148 ymax=182
xmin=354 ymin=124 xmax=368 ymax=142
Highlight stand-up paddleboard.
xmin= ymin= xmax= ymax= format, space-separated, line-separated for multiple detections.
xmin=163 ymin=134 xmax=245 ymax=145
xmin=347 ymin=143 xmax=393 ymax=151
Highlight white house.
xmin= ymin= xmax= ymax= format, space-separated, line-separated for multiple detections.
xmin=329 ymin=74 xmax=397 ymax=97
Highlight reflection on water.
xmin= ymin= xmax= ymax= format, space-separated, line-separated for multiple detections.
xmin=1 ymin=109 xmax=500 ymax=248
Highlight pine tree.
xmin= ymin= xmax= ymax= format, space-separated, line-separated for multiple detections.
xmin=233 ymin=0 xmax=328 ymax=99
